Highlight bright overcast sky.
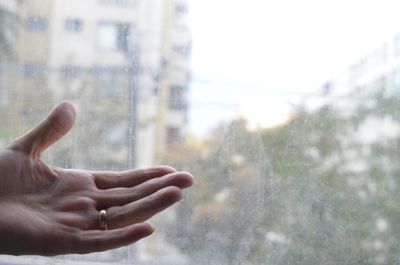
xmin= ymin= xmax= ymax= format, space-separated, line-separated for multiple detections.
xmin=187 ymin=0 xmax=400 ymax=136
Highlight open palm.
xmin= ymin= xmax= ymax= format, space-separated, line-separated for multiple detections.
xmin=0 ymin=102 xmax=193 ymax=256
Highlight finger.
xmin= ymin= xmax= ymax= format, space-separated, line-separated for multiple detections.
xmin=107 ymin=186 xmax=183 ymax=229
xmin=91 ymin=166 xmax=177 ymax=189
xmin=95 ymin=171 xmax=193 ymax=209
xmin=8 ymin=101 xmax=76 ymax=157
xmin=69 ymin=223 xmax=153 ymax=254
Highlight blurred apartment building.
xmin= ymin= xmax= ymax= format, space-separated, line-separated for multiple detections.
xmin=1 ymin=0 xmax=191 ymax=169
xmin=314 ymin=32 xmax=400 ymax=112
xmin=0 ymin=0 xmax=16 ymax=108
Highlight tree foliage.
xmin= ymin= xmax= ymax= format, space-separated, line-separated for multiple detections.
xmin=164 ymin=90 xmax=400 ymax=265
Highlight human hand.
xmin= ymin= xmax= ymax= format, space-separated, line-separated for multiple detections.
xmin=0 ymin=102 xmax=193 ymax=256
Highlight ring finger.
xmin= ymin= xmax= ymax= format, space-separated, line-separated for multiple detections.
xmin=104 ymin=186 xmax=183 ymax=229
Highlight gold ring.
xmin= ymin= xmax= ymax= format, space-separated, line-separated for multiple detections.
xmin=99 ymin=209 xmax=108 ymax=230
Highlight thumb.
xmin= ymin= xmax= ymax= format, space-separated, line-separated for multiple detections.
xmin=9 ymin=101 xmax=76 ymax=158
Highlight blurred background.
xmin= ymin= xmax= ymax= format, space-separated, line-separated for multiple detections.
xmin=1 ymin=0 xmax=400 ymax=264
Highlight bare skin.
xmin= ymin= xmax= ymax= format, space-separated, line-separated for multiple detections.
xmin=0 ymin=102 xmax=193 ymax=256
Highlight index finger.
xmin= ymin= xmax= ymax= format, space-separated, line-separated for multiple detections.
xmin=91 ymin=166 xmax=176 ymax=189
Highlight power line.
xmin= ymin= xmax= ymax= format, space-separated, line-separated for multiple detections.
xmin=191 ymin=77 xmax=321 ymax=96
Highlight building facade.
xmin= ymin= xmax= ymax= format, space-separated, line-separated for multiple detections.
xmin=8 ymin=0 xmax=191 ymax=169
xmin=318 ymin=32 xmax=400 ymax=107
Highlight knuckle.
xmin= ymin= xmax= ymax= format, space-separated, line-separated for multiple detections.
xmin=75 ymin=197 xmax=97 ymax=211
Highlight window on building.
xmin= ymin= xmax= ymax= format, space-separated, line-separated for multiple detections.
xmin=99 ymin=0 xmax=138 ymax=6
xmin=395 ymin=33 xmax=400 ymax=58
xmin=172 ymin=42 xmax=191 ymax=58
xmin=176 ymin=3 xmax=189 ymax=15
xmin=25 ymin=16 xmax=47 ymax=32
xmin=65 ymin=18 xmax=82 ymax=32
xmin=321 ymin=81 xmax=332 ymax=96
xmin=61 ymin=65 xmax=81 ymax=79
xmin=169 ymin=85 xmax=187 ymax=110
xmin=23 ymin=63 xmax=45 ymax=77
xmin=97 ymin=23 xmax=131 ymax=53
xmin=117 ymin=24 xmax=130 ymax=53
xmin=166 ymin=126 xmax=182 ymax=145
xmin=97 ymin=23 xmax=117 ymax=51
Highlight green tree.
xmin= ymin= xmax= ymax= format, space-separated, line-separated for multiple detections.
xmin=164 ymin=89 xmax=400 ymax=265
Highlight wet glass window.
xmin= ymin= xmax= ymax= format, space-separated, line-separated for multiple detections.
xmin=2 ymin=1 xmax=400 ymax=265
xmin=97 ymin=23 xmax=131 ymax=53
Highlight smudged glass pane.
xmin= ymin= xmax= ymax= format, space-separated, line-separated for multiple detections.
xmin=1 ymin=0 xmax=400 ymax=264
